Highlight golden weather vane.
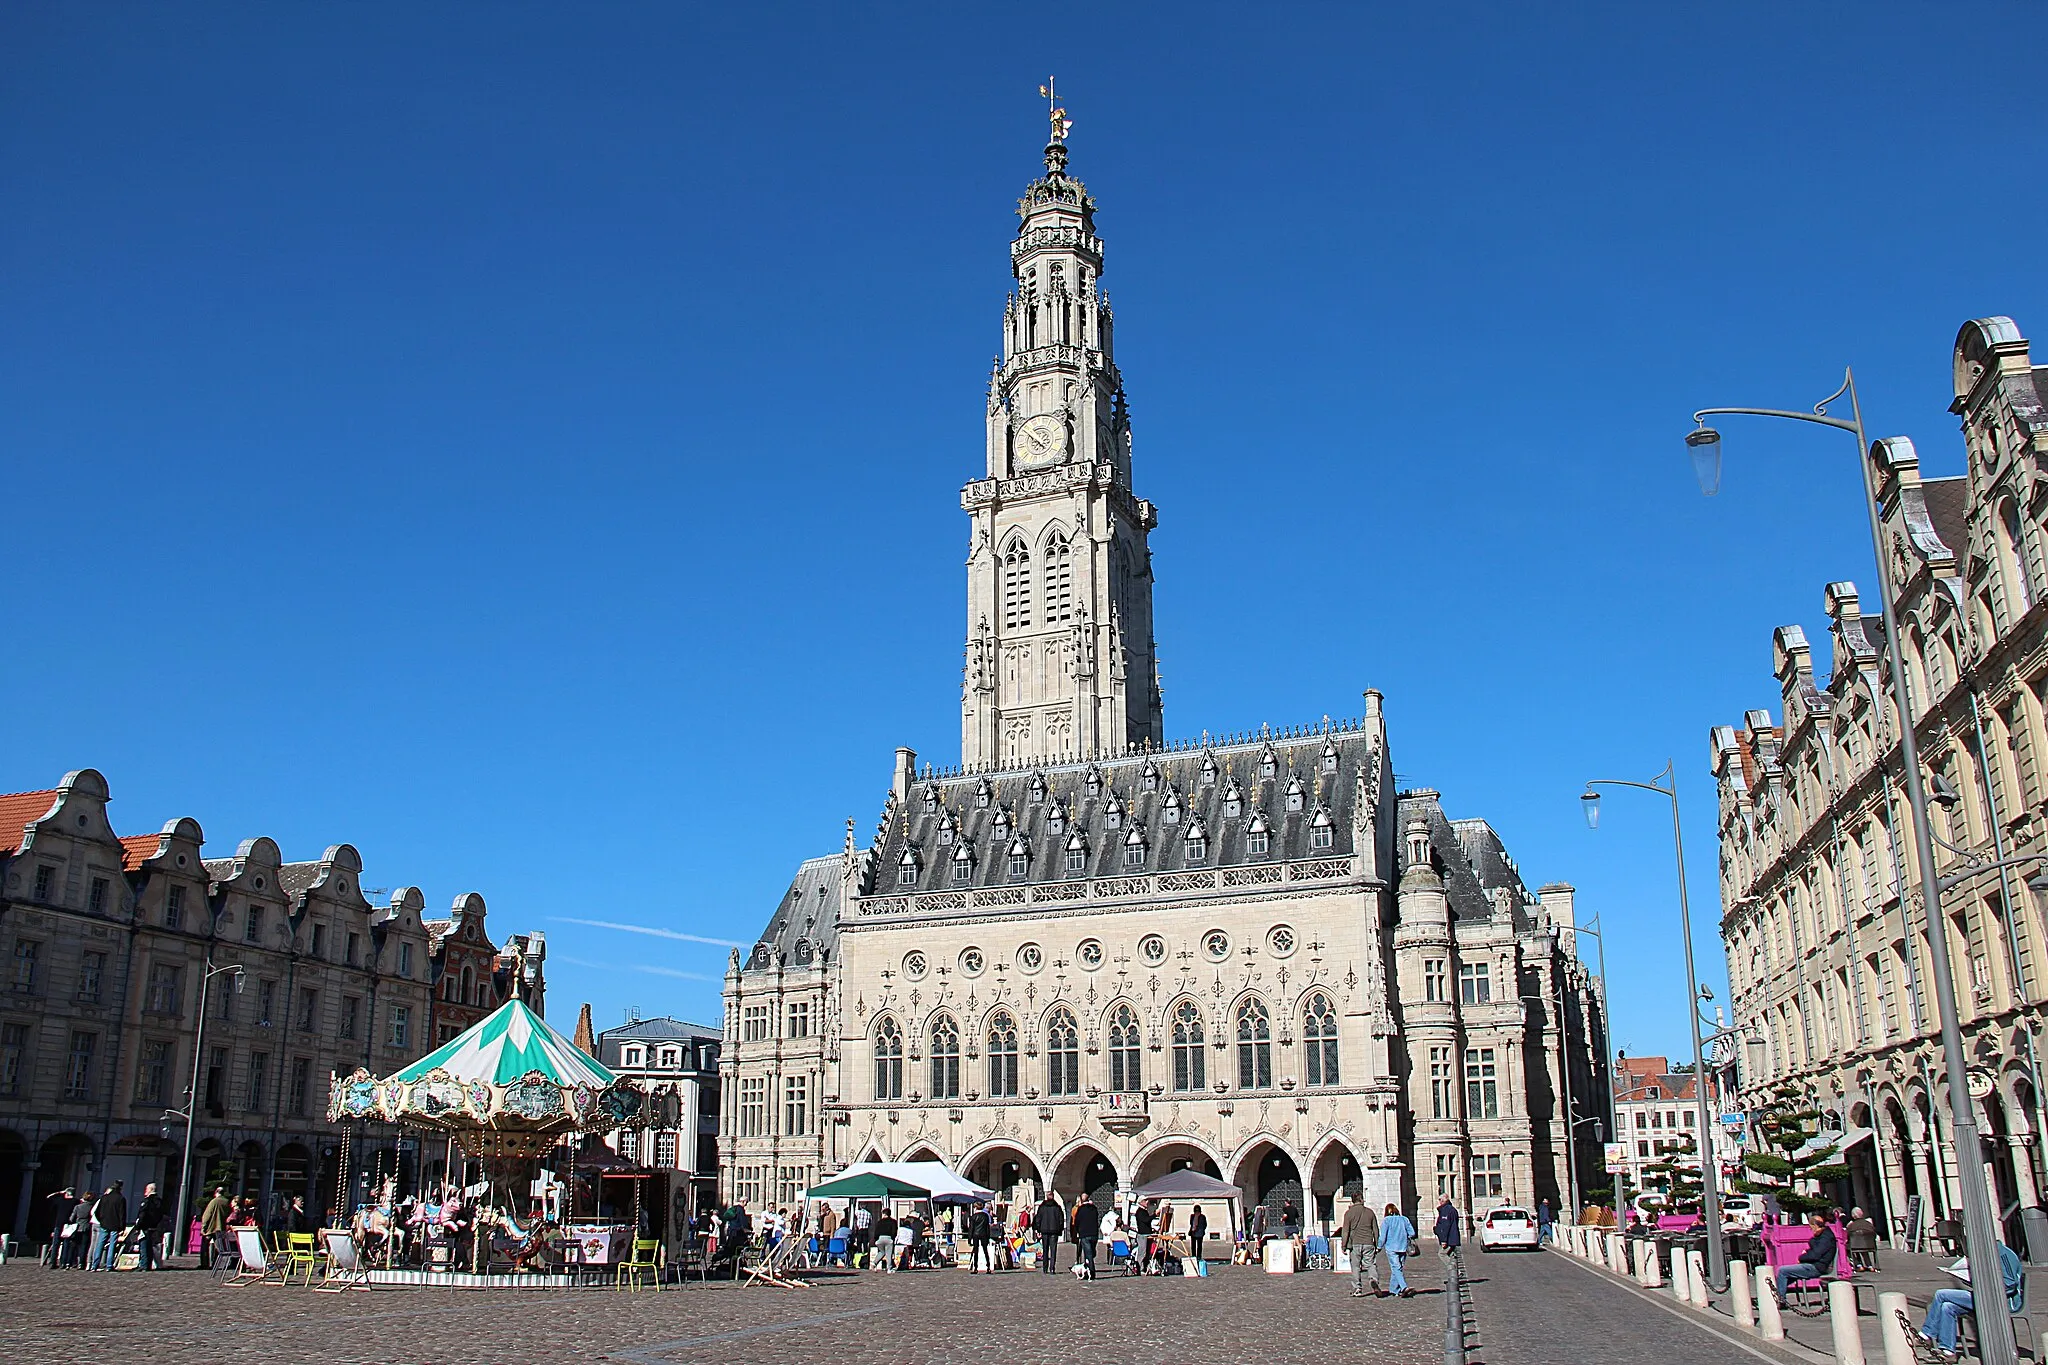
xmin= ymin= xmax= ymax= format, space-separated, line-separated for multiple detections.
xmin=1038 ymin=77 xmax=1073 ymax=143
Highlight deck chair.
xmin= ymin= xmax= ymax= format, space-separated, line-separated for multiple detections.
xmin=225 ymin=1228 xmax=288 ymax=1286
xmin=314 ymin=1230 xmax=371 ymax=1293
xmin=616 ymin=1237 xmax=662 ymax=1292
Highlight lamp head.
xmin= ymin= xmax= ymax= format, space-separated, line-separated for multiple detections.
xmin=233 ymin=967 xmax=245 ymax=994
xmin=1686 ymin=426 xmax=1723 ymax=496
xmin=2027 ymin=867 xmax=2048 ymax=899
xmin=1580 ymin=790 xmax=1601 ymax=829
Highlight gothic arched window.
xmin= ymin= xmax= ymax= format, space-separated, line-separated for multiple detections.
xmin=1108 ymin=1003 xmax=1141 ymax=1092
xmin=1044 ymin=532 xmax=1073 ymax=625
xmin=1002 ymin=538 xmax=1033 ymax=631
xmin=1235 ymin=997 xmax=1272 ymax=1090
xmin=873 ymin=1016 xmax=904 ymax=1101
xmin=1046 ymin=1007 xmax=1080 ymax=1096
xmin=1303 ymin=992 xmax=1340 ymax=1087
xmin=929 ymin=1015 xmax=961 ymax=1100
xmin=987 ymin=1012 xmax=1019 ymax=1097
xmin=1171 ymin=1001 xmax=1206 ymax=1092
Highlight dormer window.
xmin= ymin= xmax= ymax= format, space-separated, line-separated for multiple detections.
xmin=923 ymin=784 xmax=942 ymax=812
xmin=1201 ymin=753 xmax=1218 ymax=787
xmin=1104 ymin=793 xmax=1124 ymax=830
xmin=1086 ymin=766 xmax=1102 ymax=798
xmin=1143 ymin=761 xmax=1160 ymax=792
xmin=1028 ymin=772 xmax=1047 ymax=805
xmin=897 ymin=849 xmax=920 ymax=888
xmin=624 ymin=1047 xmax=643 ymax=1067
xmin=1161 ymin=789 xmax=1182 ymax=824
xmin=1065 ymin=831 xmax=1089 ymax=873
xmin=1223 ymin=781 xmax=1243 ymax=819
xmin=976 ymin=779 xmax=993 ymax=808
xmin=661 ymin=1048 xmax=679 ymax=1068
xmin=1321 ymin=740 xmax=1340 ymax=774
xmin=992 ymin=808 xmax=1012 ymax=840
xmin=1185 ymin=821 xmax=1208 ymax=863
xmin=952 ymin=845 xmax=976 ymax=885
xmin=1260 ymin=746 xmax=1278 ymax=780
xmin=1285 ymin=776 xmax=1306 ymax=813
xmin=938 ymin=813 xmax=957 ymax=846
xmin=1247 ymin=811 xmax=1272 ymax=857
xmin=1007 ymin=836 xmax=1031 ymax=879
xmin=1124 ymin=828 xmax=1148 ymax=867
xmin=1048 ymin=801 xmax=1067 ymax=835
xmin=1309 ymin=808 xmax=1335 ymax=850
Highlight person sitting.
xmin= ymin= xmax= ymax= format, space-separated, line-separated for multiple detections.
xmin=1845 ymin=1206 xmax=1880 ymax=1272
xmin=1773 ymin=1212 xmax=1838 ymax=1304
xmin=1916 ymin=1241 xmax=2025 ymax=1362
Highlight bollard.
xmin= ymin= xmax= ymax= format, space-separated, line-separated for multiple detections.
xmin=1878 ymin=1290 xmax=1915 ymax=1365
xmin=1632 ymin=1239 xmax=1650 ymax=1285
xmin=1609 ymin=1232 xmax=1628 ymax=1276
xmin=1828 ymin=1280 xmax=1866 ymax=1365
xmin=1669 ymin=1240 xmax=1691 ymax=1301
xmin=1643 ymin=1242 xmax=1664 ymax=1288
xmin=1687 ymin=1249 xmax=1710 ymax=1309
xmin=1731 ymin=1258 xmax=1754 ymax=1329
xmin=1755 ymin=1264 xmax=1786 ymax=1342
xmin=1445 ymin=1248 xmax=1466 ymax=1365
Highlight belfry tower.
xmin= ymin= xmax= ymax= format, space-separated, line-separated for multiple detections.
xmin=960 ymin=89 xmax=1163 ymax=766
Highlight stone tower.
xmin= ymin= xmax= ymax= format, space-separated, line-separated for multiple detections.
xmin=960 ymin=106 xmax=1163 ymax=767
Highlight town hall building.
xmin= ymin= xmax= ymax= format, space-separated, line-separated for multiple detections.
xmin=719 ymin=111 xmax=1607 ymax=1229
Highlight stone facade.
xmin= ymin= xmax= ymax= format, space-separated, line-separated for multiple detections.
xmin=595 ymin=1015 xmax=722 ymax=1210
xmin=1714 ymin=316 xmax=2048 ymax=1249
xmin=719 ymin=121 xmax=1606 ymax=1232
xmin=0 ymin=767 xmax=542 ymax=1246
xmin=424 ymin=895 xmax=545 ymax=1045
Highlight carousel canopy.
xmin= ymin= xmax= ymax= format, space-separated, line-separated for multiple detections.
xmin=395 ymin=999 xmax=617 ymax=1089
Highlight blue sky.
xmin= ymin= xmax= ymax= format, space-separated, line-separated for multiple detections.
xmin=4 ymin=4 xmax=2044 ymax=1060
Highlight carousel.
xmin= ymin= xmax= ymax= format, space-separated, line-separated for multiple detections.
xmin=328 ymin=998 xmax=653 ymax=1287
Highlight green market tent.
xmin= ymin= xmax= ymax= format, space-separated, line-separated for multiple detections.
xmin=805 ymin=1171 xmax=933 ymax=1201
xmin=328 ymin=999 xmax=651 ymax=1158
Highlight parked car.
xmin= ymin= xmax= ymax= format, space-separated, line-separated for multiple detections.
xmin=1719 ymin=1196 xmax=1758 ymax=1231
xmin=1478 ymin=1206 xmax=1540 ymax=1251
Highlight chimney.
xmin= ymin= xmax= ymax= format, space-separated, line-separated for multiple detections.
xmin=893 ymin=747 xmax=917 ymax=804
xmin=572 ymin=1002 xmax=596 ymax=1058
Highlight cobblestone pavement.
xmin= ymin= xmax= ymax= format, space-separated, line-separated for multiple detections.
xmin=1465 ymin=1247 xmax=1795 ymax=1364
xmin=0 ymin=1260 xmax=1446 ymax=1365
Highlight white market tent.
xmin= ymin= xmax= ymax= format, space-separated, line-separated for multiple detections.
xmin=827 ymin=1160 xmax=996 ymax=1205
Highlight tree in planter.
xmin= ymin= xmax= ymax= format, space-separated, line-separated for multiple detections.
xmin=1640 ymin=1136 xmax=1705 ymax=1217
xmin=1737 ymin=1083 xmax=1848 ymax=1215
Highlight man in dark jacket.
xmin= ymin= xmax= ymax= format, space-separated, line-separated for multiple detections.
xmin=1133 ymin=1201 xmax=1156 ymax=1273
xmin=1033 ymin=1194 xmax=1065 ymax=1274
xmin=1070 ymin=1197 xmax=1101 ymax=1279
xmin=132 ymin=1183 xmax=166 ymax=1271
xmin=1434 ymin=1198 xmax=1462 ymax=1252
xmin=1774 ymin=1212 xmax=1838 ymax=1303
xmin=1187 ymin=1205 xmax=1209 ymax=1268
xmin=966 ymin=1203 xmax=994 ymax=1273
xmin=89 ymin=1182 xmax=127 ymax=1271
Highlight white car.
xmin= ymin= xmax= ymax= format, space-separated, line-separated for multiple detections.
xmin=1478 ymin=1206 xmax=1540 ymax=1251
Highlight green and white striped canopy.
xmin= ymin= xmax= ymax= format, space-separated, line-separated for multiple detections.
xmin=394 ymin=999 xmax=617 ymax=1089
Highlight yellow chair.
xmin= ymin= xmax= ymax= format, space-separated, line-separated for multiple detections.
xmin=279 ymin=1231 xmax=322 ymax=1286
xmin=617 ymin=1237 xmax=662 ymax=1292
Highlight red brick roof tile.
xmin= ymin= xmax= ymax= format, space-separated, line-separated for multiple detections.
xmin=119 ymin=834 xmax=162 ymax=871
xmin=0 ymin=789 xmax=61 ymax=855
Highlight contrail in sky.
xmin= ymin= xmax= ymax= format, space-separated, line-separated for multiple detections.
xmin=552 ymin=916 xmax=745 ymax=950
xmin=554 ymin=954 xmax=719 ymax=984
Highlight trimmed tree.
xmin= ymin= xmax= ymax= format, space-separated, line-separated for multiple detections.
xmin=1737 ymin=1082 xmax=1848 ymax=1215
xmin=1640 ymin=1135 xmax=1704 ymax=1216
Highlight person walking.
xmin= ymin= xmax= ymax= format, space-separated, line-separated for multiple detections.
xmin=967 ymin=1201 xmax=994 ymax=1273
xmin=1434 ymin=1196 xmax=1462 ymax=1256
xmin=199 ymin=1187 xmax=231 ymax=1269
xmin=1187 ymin=1205 xmax=1208 ymax=1269
xmin=1071 ymin=1196 xmax=1100 ymax=1280
xmin=1033 ymin=1193 xmax=1065 ymax=1275
xmin=1377 ymin=1203 xmax=1417 ymax=1297
xmin=1341 ymin=1197 xmax=1380 ymax=1297
xmin=132 ymin=1183 xmax=166 ymax=1271
xmin=1535 ymin=1198 xmax=1554 ymax=1245
xmin=89 ymin=1182 xmax=127 ymax=1271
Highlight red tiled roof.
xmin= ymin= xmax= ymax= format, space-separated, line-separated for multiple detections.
xmin=119 ymin=834 xmax=162 ymax=871
xmin=0 ymin=789 xmax=61 ymax=855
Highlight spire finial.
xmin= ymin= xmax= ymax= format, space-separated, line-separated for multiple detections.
xmin=1038 ymin=77 xmax=1073 ymax=173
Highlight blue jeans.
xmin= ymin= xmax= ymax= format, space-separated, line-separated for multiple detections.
xmin=135 ymin=1230 xmax=158 ymax=1271
xmin=88 ymin=1226 xmax=117 ymax=1270
xmin=1922 ymin=1288 xmax=1973 ymax=1352
xmin=1775 ymin=1262 xmax=1824 ymax=1301
xmin=1386 ymin=1248 xmax=1408 ymax=1293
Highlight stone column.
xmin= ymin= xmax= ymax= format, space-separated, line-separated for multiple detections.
xmin=10 ymin=1160 xmax=37 ymax=1243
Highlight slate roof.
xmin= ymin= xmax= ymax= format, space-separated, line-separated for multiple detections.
xmin=1921 ymin=475 xmax=1969 ymax=552
xmin=201 ymin=858 xmax=239 ymax=883
xmin=1401 ymin=796 xmax=1532 ymax=925
xmin=0 ymin=789 xmax=60 ymax=854
xmin=277 ymin=862 xmax=325 ymax=897
xmin=598 ymin=1017 xmax=722 ymax=1043
xmin=745 ymin=854 xmax=846 ymax=974
xmin=877 ymin=726 xmax=1381 ymax=895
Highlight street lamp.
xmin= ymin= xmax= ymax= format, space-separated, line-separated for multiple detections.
xmin=1690 ymin=368 xmax=2016 ymax=1364
xmin=170 ymin=958 xmax=243 ymax=1258
xmin=1580 ymin=761 xmax=1724 ymax=1289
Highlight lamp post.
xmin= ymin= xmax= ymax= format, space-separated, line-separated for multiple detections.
xmin=1687 ymin=369 xmax=2015 ymax=1364
xmin=169 ymin=958 xmax=243 ymax=1258
xmin=1580 ymin=762 xmax=1723 ymax=1289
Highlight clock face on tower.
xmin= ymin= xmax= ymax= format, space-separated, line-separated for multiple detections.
xmin=1016 ymin=415 xmax=1069 ymax=470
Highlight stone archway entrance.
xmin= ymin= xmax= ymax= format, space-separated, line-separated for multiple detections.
xmin=1052 ymin=1144 xmax=1118 ymax=1208
xmin=1308 ymin=1141 xmax=1363 ymax=1235
xmin=1236 ymin=1140 xmax=1304 ymax=1234
xmin=1134 ymin=1140 xmax=1221 ymax=1188
xmin=966 ymin=1145 xmax=1042 ymax=1213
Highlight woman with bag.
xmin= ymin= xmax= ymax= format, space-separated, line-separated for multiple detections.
xmin=1376 ymin=1203 xmax=1418 ymax=1298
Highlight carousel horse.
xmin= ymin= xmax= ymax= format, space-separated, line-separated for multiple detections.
xmin=350 ymin=1205 xmax=409 ymax=1265
xmin=480 ymin=1209 xmax=559 ymax=1273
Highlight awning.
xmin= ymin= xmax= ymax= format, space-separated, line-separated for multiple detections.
xmin=1793 ymin=1127 xmax=1872 ymax=1161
